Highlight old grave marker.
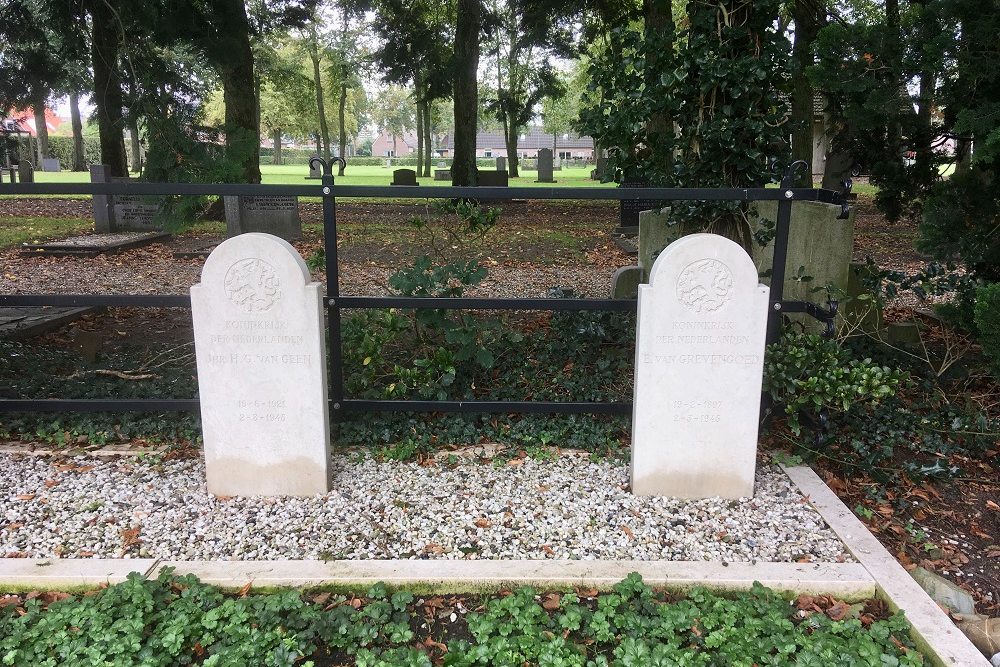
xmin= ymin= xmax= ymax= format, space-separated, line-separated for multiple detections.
xmin=536 ymin=148 xmax=555 ymax=183
xmin=191 ymin=233 xmax=331 ymax=496
xmin=631 ymin=233 xmax=769 ymax=499
xmin=391 ymin=168 xmax=418 ymax=186
xmin=223 ymin=195 xmax=302 ymax=240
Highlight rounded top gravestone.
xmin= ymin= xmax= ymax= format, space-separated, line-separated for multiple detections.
xmin=199 ymin=233 xmax=311 ymax=296
xmin=191 ymin=233 xmax=331 ymax=497
xmin=632 ymin=233 xmax=770 ymax=500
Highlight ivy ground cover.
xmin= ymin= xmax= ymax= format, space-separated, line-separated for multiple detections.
xmin=0 ymin=571 xmax=925 ymax=667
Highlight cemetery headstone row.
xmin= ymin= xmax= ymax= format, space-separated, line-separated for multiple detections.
xmin=190 ymin=231 xmax=770 ymax=501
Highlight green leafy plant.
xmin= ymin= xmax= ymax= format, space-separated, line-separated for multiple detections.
xmin=974 ymin=282 xmax=1000 ymax=376
xmin=764 ymin=331 xmax=908 ymax=435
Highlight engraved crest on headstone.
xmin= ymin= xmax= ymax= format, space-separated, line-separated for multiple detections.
xmin=225 ymin=259 xmax=281 ymax=312
xmin=677 ymin=259 xmax=734 ymax=313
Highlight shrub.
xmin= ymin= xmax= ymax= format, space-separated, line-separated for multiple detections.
xmin=974 ymin=282 xmax=1000 ymax=376
xmin=764 ymin=331 xmax=908 ymax=435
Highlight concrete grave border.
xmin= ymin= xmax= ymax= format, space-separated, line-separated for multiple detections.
xmin=0 ymin=465 xmax=987 ymax=665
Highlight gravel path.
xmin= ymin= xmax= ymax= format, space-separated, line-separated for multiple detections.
xmin=0 ymin=454 xmax=852 ymax=562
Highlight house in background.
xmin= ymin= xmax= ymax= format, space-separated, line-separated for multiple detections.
xmin=439 ymin=126 xmax=595 ymax=160
xmin=371 ymin=131 xmax=418 ymax=157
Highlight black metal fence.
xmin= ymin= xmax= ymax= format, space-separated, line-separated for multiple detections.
xmin=0 ymin=160 xmax=846 ymax=419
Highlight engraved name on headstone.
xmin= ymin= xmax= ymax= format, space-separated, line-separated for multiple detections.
xmin=191 ymin=233 xmax=331 ymax=496
xmin=224 ymin=195 xmax=302 ymax=240
xmin=631 ymin=233 xmax=769 ymax=499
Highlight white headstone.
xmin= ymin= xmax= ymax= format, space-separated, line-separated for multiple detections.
xmin=191 ymin=233 xmax=331 ymax=496
xmin=631 ymin=233 xmax=769 ymax=499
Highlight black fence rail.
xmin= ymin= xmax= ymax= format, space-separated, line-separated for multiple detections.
xmin=0 ymin=160 xmax=847 ymax=418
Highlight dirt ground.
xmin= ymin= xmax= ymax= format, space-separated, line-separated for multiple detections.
xmin=1 ymin=196 xmax=997 ymax=617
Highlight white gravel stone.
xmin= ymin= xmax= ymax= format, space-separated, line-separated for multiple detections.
xmin=0 ymin=453 xmax=854 ymax=562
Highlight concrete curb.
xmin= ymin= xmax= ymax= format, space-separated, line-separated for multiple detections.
xmin=0 ymin=558 xmax=158 ymax=590
xmin=149 ymin=560 xmax=874 ymax=597
xmin=784 ymin=465 xmax=990 ymax=667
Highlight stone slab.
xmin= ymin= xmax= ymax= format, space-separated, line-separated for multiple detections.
xmin=0 ymin=559 xmax=157 ymax=590
xmin=784 ymin=465 xmax=991 ymax=667
xmin=41 ymin=158 xmax=61 ymax=172
xmin=20 ymin=231 xmax=170 ymax=256
xmin=223 ymin=196 xmax=302 ymax=240
xmin=151 ymin=560 xmax=873 ymax=597
xmin=631 ymin=234 xmax=769 ymax=499
xmin=610 ymin=265 xmax=642 ymax=299
xmin=191 ymin=233 xmax=331 ymax=496
xmin=0 ymin=307 xmax=100 ymax=340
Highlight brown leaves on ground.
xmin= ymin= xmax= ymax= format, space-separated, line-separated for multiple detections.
xmin=541 ymin=593 xmax=562 ymax=611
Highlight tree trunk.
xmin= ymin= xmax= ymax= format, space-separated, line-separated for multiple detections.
xmin=791 ymin=1 xmax=820 ymax=187
xmin=885 ymin=0 xmax=903 ymax=156
xmin=309 ymin=29 xmax=331 ymax=162
xmin=127 ymin=118 xmax=142 ymax=173
xmin=338 ymin=83 xmax=348 ymax=175
xmin=273 ymin=128 xmax=283 ymax=165
xmin=216 ymin=0 xmax=261 ymax=183
xmin=643 ymin=0 xmax=673 ymax=182
xmin=31 ymin=95 xmax=49 ymax=164
xmin=452 ymin=0 xmax=480 ymax=186
xmin=416 ymin=71 xmax=424 ymax=176
xmin=423 ymin=99 xmax=431 ymax=177
xmin=69 ymin=92 xmax=86 ymax=171
xmin=504 ymin=127 xmax=520 ymax=178
xmin=88 ymin=0 xmax=128 ymax=176
xmin=911 ymin=0 xmax=937 ymax=181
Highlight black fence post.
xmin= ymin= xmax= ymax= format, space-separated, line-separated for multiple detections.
xmin=766 ymin=161 xmax=808 ymax=345
xmin=313 ymin=157 xmax=346 ymax=423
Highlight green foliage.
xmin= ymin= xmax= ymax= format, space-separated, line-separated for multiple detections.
xmin=974 ymin=282 xmax=1000 ymax=376
xmin=0 ymin=339 xmax=200 ymax=445
xmin=43 ymin=136 xmax=101 ymax=169
xmin=578 ymin=1 xmax=790 ymax=246
xmin=764 ymin=332 xmax=907 ymax=436
xmin=0 ymin=572 xmax=923 ymax=666
xmin=917 ymin=170 xmax=1000 ymax=283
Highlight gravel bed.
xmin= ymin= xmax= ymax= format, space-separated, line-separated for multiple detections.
xmin=0 ymin=454 xmax=853 ymax=562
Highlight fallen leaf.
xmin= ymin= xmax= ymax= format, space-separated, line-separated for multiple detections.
xmin=311 ymin=592 xmax=331 ymax=606
xmin=542 ymin=593 xmax=561 ymax=611
xmin=15 ymin=494 xmax=35 ymax=501
xmin=4 ymin=523 xmax=23 ymax=531
xmin=237 ymin=581 xmax=252 ymax=598
xmin=986 ymin=500 xmax=999 ymax=511
xmin=542 ymin=545 xmax=556 ymax=557
xmin=474 ymin=518 xmax=491 ymax=529
xmin=43 ymin=480 xmax=58 ymax=489
xmin=423 ymin=543 xmax=446 ymax=555
xmin=826 ymin=600 xmax=851 ymax=621
xmin=507 ymin=458 xmax=523 ymax=467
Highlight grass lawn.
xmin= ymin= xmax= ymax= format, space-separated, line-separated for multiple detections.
xmin=19 ymin=163 xmax=608 ymax=188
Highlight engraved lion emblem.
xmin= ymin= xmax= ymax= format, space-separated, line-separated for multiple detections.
xmin=224 ymin=258 xmax=280 ymax=312
xmin=676 ymin=259 xmax=734 ymax=312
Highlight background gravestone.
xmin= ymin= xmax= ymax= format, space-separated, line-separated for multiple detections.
xmin=307 ymin=157 xmax=322 ymax=179
xmin=191 ymin=233 xmax=331 ymax=496
xmin=41 ymin=158 xmax=60 ymax=172
xmin=625 ymin=202 xmax=855 ymax=331
xmin=536 ymin=148 xmax=554 ymax=183
xmin=391 ymin=168 xmax=418 ymax=185
xmin=496 ymin=156 xmax=506 ymax=172
xmin=631 ymin=233 xmax=769 ymax=499
xmin=618 ymin=181 xmax=666 ymax=235
xmin=478 ymin=170 xmax=509 ymax=187
xmin=223 ymin=196 xmax=302 ymax=240
xmin=89 ymin=164 xmax=161 ymax=232
xmin=17 ymin=161 xmax=34 ymax=183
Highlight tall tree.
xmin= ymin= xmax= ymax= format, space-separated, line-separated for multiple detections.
xmin=790 ymin=0 xmax=823 ymax=188
xmin=481 ymin=0 xmax=574 ymax=177
xmin=452 ymin=0 xmax=480 ymax=186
